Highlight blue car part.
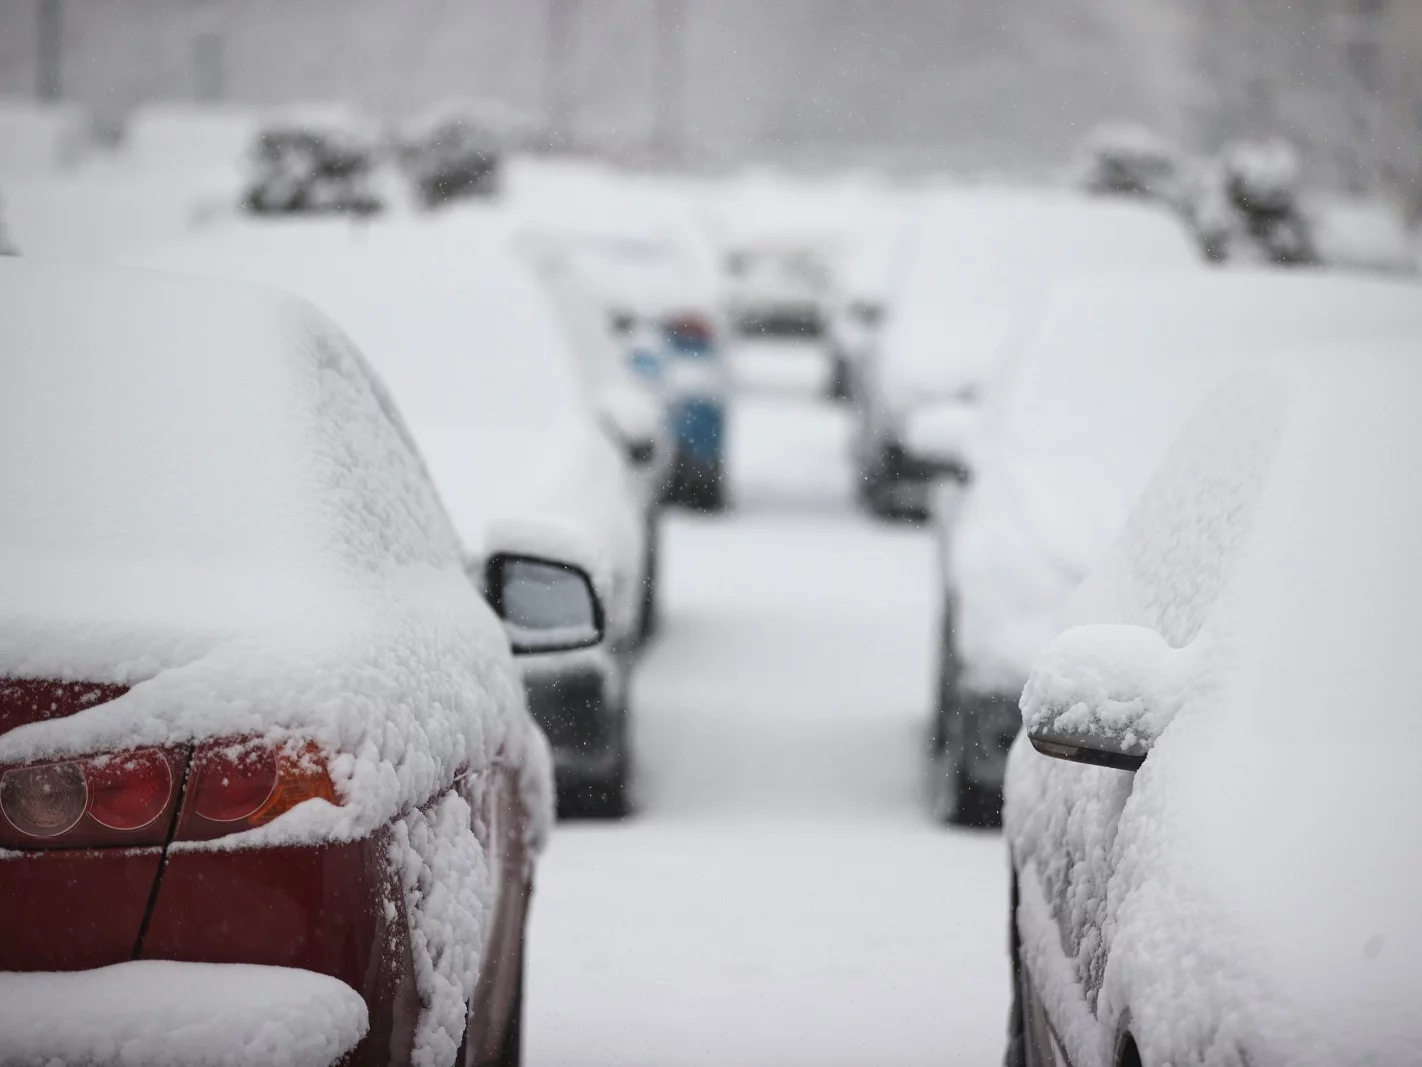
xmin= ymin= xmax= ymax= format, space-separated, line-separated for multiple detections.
xmin=669 ymin=396 xmax=724 ymax=464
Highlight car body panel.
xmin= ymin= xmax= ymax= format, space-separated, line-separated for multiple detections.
xmin=0 ymin=849 xmax=164 ymax=971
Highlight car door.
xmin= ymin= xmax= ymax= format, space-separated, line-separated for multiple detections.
xmin=1011 ymin=372 xmax=1289 ymax=1067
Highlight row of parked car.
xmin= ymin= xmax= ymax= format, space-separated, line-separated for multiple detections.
xmin=0 ymin=176 xmax=741 ymax=1064
xmin=821 ymin=186 xmax=1422 ymax=1065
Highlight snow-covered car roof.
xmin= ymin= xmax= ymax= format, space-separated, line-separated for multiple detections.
xmin=0 ymin=258 xmax=527 ymax=844
xmin=877 ymin=189 xmax=1199 ymax=409
xmin=135 ymin=216 xmax=628 ymax=583
xmin=1009 ymin=340 xmax=1422 ymax=1066
xmin=951 ymin=269 xmax=1422 ymax=690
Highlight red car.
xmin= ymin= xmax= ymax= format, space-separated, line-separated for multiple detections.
xmin=0 ymin=261 xmax=601 ymax=1066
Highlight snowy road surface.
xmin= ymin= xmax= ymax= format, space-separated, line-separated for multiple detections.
xmin=527 ymin=396 xmax=1011 ymax=1066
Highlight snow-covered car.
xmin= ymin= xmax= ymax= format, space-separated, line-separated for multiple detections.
xmin=139 ymin=220 xmax=655 ymax=816
xmin=525 ymin=224 xmax=730 ymax=511
xmin=520 ymin=229 xmax=675 ymax=516
xmin=934 ymin=271 xmax=1422 ymax=827
xmin=1006 ymin=337 xmax=1422 ymax=1067
xmin=856 ymin=190 xmax=1199 ymax=519
xmin=398 ymin=102 xmax=503 ymax=208
xmin=241 ymin=107 xmax=383 ymax=217
xmin=1189 ymin=139 xmax=1316 ymax=266
xmin=1073 ymin=122 xmax=1184 ymax=203
xmin=0 ymin=259 xmax=596 ymax=1066
xmin=723 ymin=243 xmax=834 ymax=338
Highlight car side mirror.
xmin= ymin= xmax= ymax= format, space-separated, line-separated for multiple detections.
xmin=485 ymin=553 xmax=605 ymax=655
xmin=597 ymin=384 xmax=663 ymax=469
xmin=1022 ymin=624 xmax=1188 ymax=772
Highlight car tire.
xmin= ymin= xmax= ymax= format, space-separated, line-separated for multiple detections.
xmin=664 ymin=457 xmax=725 ymax=513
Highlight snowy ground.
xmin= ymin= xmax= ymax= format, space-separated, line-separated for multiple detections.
xmin=527 ymin=390 xmax=1011 ymax=1066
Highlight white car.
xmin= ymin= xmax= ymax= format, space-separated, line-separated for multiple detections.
xmin=857 ymin=189 xmax=1200 ymax=518
xmin=140 ymin=218 xmax=654 ymax=816
xmin=0 ymin=259 xmax=580 ymax=1067
xmin=934 ymin=271 xmax=1422 ymax=827
xmin=1007 ymin=336 xmax=1422 ymax=1067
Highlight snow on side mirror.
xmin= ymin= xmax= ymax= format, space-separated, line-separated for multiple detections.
xmin=1022 ymin=624 xmax=1190 ymax=772
xmin=485 ymin=554 xmax=605 ymax=656
xmin=901 ymin=399 xmax=981 ymax=481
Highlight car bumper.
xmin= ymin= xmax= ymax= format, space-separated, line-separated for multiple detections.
xmin=958 ymin=690 xmax=1023 ymax=790
xmin=668 ymin=396 xmax=725 ymax=465
xmin=523 ymin=665 xmax=624 ymax=787
xmin=0 ymin=959 xmax=367 ymax=1067
xmin=866 ymin=442 xmax=970 ymax=518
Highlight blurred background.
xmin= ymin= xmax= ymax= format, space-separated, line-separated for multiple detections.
xmin=1 ymin=0 xmax=1420 ymax=199
xmin=2 ymin=4 xmax=1420 ymax=1066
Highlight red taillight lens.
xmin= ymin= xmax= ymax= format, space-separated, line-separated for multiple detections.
xmin=0 ymin=746 xmax=182 ymax=848
xmin=189 ymin=742 xmax=278 ymax=823
xmin=86 ymin=749 xmax=173 ymax=831
xmin=0 ymin=761 xmax=87 ymax=838
xmin=177 ymin=739 xmax=338 ymax=841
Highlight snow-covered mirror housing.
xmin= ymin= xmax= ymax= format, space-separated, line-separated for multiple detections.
xmin=901 ymin=397 xmax=982 ymax=481
xmin=1021 ymin=623 xmax=1198 ymax=771
xmin=485 ymin=553 xmax=605 ymax=656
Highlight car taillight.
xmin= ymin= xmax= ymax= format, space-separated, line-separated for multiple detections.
xmin=176 ymin=739 xmax=338 ymax=842
xmin=664 ymin=313 xmax=715 ymax=355
xmin=87 ymin=749 xmax=172 ymax=831
xmin=0 ymin=747 xmax=183 ymax=849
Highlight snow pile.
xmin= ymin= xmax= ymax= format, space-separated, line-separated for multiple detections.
xmin=951 ymin=269 xmax=1422 ymax=695
xmin=0 ymin=960 xmax=367 ymax=1067
xmin=0 ymin=259 xmax=535 ymax=851
xmin=876 ymin=188 xmax=1199 ymax=413
xmin=0 ymin=98 xmax=89 ymax=174
xmin=1007 ymin=342 xmax=1422 ymax=1066
xmin=390 ymin=790 xmax=491 ymax=1067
